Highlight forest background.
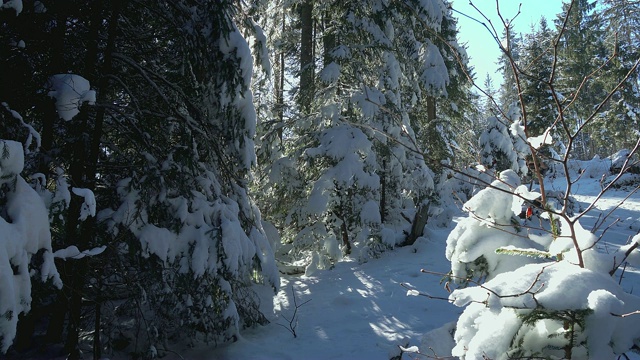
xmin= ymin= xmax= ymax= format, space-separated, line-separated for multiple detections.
xmin=1 ymin=0 xmax=640 ymax=359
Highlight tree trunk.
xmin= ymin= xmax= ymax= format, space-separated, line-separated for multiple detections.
xmin=274 ymin=10 xmax=285 ymax=142
xmin=44 ymin=7 xmax=74 ymax=346
xmin=404 ymin=97 xmax=436 ymax=245
xmin=93 ymin=301 xmax=101 ymax=360
xmin=298 ymin=0 xmax=314 ymax=112
xmin=427 ymin=96 xmax=436 ymax=123
xmin=341 ymin=220 xmax=351 ymax=255
xmin=322 ymin=13 xmax=335 ymax=67
xmin=380 ymin=159 xmax=387 ymax=224
xmin=64 ymin=1 xmax=121 ymax=357
xmin=403 ymin=202 xmax=430 ymax=246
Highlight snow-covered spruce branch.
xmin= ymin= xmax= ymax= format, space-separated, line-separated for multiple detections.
xmin=405 ymin=0 xmax=517 ymax=123
xmin=356 ymin=91 xmax=553 ymax=217
xmin=420 ymin=268 xmax=546 ymax=307
xmin=277 ymin=286 xmax=311 ymax=338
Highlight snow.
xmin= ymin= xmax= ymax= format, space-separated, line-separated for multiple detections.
xmin=71 ymin=187 xmax=96 ymax=220
xmin=449 ymin=260 xmax=640 ymax=359
xmin=53 ymin=245 xmax=106 ymax=260
xmin=319 ymin=62 xmax=341 ymax=84
xmin=33 ymin=1 xmax=46 ymax=13
xmin=420 ymin=41 xmax=449 ymax=95
xmin=47 ymin=74 xmax=96 ymax=121
xmin=179 ymin=158 xmax=640 ymax=360
xmin=360 ymin=200 xmax=381 ymax=225
xmin=350 ymin=87 xmax=385 ymax=119
xmin=528 ymin=127 xmax=553 ymax=149
xmin=218 ymin=23 xmax=259 ymax=170
xmin=201 ymin=235 xmax=459 ymax=360
xmin=0 ymin=0 xmax=22 ymax=15
xmin=0 ymin=140 xmax=60 ymax=352
xmin=0 ymin=140 xmax=24 ymax=176
xmin=480 ymin=117 xmax=527 ymax=175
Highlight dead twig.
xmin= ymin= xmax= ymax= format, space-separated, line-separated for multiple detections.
xmin=276 ymin=286 xmax=311 ymax=338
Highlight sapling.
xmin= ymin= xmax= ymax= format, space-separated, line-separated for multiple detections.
xmin=414 ymin=1 xmax=640 ymax=358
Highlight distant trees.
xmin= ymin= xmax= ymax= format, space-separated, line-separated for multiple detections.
xmin=495 ymin=0 xmax=640 ymax=160
xmin=597 ymin=0 xmax=640 ymax=154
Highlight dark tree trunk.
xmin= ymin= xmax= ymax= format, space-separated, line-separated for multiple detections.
xmin=93 ymin=301 xmax=101 ymax=360
xmin=63 ymin=1 xmax=121 ymax=357
xmin=404 ymin=97 xmax=436 ymax=245
xmin=380 ymin=159 xmax=387 ymax=224
xmin=403 ymin=202 xmax=430 ymax=246
xmin=298 ymin=0 xmax=314 ymax=112
xmin=322 ymin=13 xmax=335 ymax=67
xmin=274 ymin=10 xmax=285 ymax=142
xmin=427 ymin=96 xmax=436 ymax=124
xmin=341 ymin=220 xmax=351 ymax=255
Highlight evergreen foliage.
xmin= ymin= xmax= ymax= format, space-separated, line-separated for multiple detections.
xmin=253 ymin=0 xmax=476 ymax=269
xmin=2 ymin=0 xmax=639 ymax=358
xmin=1 ymin=1 xmax=278 ymax=357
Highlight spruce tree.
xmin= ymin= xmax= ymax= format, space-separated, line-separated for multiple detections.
xmin=554 ymin=0 xmax=607 ymax=159
xmin=254 ymin=0 xmax=475 ymax=268
xmin=520 ymin=18 xmax=556 ymax=139
xmin=1 ymin=0 xmax=279 ymax=356
xmin=595 ymin=0 xmax=640 ymax=155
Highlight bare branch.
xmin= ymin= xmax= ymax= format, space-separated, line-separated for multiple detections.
xmin=420 ymin=266 xmax=548 ymax=306
xmin=400 ymin=283 xmax=451 ymax=302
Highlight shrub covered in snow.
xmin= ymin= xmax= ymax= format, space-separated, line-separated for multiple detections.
xmin=0 ymin=140 xmax=61 ymax=353
xmin=479 ymin=117 xmax=529 ymax=176
xmin=446 ymin=169 xmax=550 ymax=283
xmin=450 ymin=261 xmax=640 ymax=359
xmin=446 ymin=166 xmax=640 ymax=359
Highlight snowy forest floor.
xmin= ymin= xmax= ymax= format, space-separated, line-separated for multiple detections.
xmin=185 ymin=175 xmax=640 ymax=360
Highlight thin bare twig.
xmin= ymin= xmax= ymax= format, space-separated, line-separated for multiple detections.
xmin=277 ymin=286 xmax=311 ymax=338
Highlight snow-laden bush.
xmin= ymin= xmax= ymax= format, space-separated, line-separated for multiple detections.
xmin=609 ymin=149 xmax=640 ymax=174
xmin=446 ymin=168 xmax=640 ymax=358
xmin=429 ymin=164 xmax=495 ymax=227
xmin=446 ymin=169 xmax=549 ymax=283
xmin=479 ymin=117 xmax=529 ymax=176
xmin=450 ymin=260 xmax=640 ymax=359
xmin=0 ymin=140 xmax=61 ymax=353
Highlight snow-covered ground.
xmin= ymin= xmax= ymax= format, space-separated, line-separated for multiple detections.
xmin=200 ymin=234 xmax=459 ymax=360
xmin=185 ymin=175 xmax=640 ymax=360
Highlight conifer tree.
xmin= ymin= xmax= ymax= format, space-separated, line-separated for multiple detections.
xmin=595 ymin=0 xmax=640 ymax=155
xmin=520 ymin=18 xmax=556 ymax=139
xmin=254 ymin=0 xmax=474 ymax=268
xmin=554 ymin=0 xmax=607 ymax=159
xmin=1 ymin=0 xmax=279 ymax=357
xmin=497 ymin=24 xmax=523 ymax=114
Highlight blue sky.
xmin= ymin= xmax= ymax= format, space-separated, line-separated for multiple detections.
xmin=452 ymin=0 xmax=564 ymax=90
